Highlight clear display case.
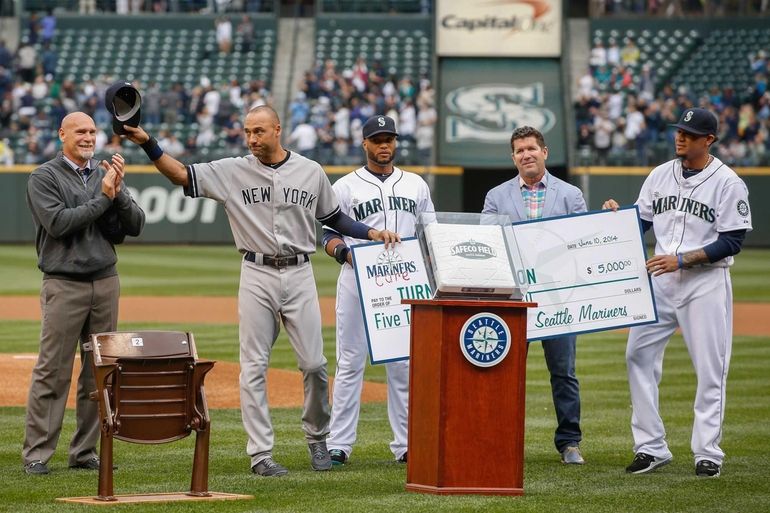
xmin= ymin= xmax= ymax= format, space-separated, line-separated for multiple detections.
xmin=416 ymin=212 xmax=527 ymax=300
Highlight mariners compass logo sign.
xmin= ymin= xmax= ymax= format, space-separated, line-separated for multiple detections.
xmin=459 ymin=312 xmax=511 ymax=367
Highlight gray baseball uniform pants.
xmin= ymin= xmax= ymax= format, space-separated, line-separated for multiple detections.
xmin=22 ymin=275 xmax=119 ymax=467
xmin=238 ymin=258 xmax=330 ymax=467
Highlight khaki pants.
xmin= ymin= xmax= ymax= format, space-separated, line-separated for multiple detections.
xmin=22 ymin=275 xmax=119 ymax=467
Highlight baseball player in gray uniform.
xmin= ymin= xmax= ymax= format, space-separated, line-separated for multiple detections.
xmin=123 ymin=105 xmax=399 ymax=477
xmin=322 ymin=115 xmax=435 ymax=465
xmin=604 ymin=108 xmax=752 ymax=478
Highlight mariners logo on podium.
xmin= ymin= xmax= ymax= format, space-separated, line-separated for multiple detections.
xmin=459 ymin=312 xmax=511 ymax=367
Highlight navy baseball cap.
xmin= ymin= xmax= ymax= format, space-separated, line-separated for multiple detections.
xmin=670 ymin=108 xmax=718 ymax=138
xmin=362 ymin=115 xmax=399 ymax=139
xmin=105 ymin=80 xmax=142 ymax=135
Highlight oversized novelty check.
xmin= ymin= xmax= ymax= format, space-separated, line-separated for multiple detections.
xmin=509 ymin=206 xmax=658 ymax=341
xmin=351 ymin=238 xmax=431 ymax=364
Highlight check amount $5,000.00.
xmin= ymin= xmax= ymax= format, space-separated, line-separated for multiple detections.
xmin=585 ymin=258 xmax=636 ymax=277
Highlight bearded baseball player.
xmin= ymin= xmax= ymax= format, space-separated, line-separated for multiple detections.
xmin=604 ymin=108 xmax=752 ymax=478
xmin=123 ymin=105 xmax=399 ymax=477
xmin=322 ymin=115 xmax=435 ymax=465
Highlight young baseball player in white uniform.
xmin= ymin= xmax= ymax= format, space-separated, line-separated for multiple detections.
xmin=604 ymin=108 xmax=752 ymax=478
xmin=123 ymin=106 xmax=399 ymax=477
xmin=322 ymin=115 xmax=435 ymax=465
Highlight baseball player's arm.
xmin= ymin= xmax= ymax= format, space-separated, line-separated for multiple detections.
xmin=322 ymin=229 xmax=352 ymax=265
xmin=121 ymin=125 xmax=189 ymax=186
xmin=321 ymin=210 xmax=401 ymax=248
xmin=647 ymin=230 xmax=748 ymax=275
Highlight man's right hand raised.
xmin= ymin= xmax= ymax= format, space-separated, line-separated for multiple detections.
xmin=101 ymin=167 xmax=119 ymax=199
xmin=122 ymin=125 xmax=150 ymax=145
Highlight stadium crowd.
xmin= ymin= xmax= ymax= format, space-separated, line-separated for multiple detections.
xmin=574 ymin=39 xmax=770 ymax=166
xmin=0 ymin=7 xmax=436 ymax=166
xmin=0 ymin=59 xmax=274 ymax=165
xmin=591 ymin=0 xmax=770 ymax=17
xmin=284 ymin=57 xmax=436 ymax=165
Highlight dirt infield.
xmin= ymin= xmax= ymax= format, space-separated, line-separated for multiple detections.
xmin=1 ymin=295 xmax=768 ymax=409
xmin=0 ymin=295 xmax=382 ymax=409
xmin=0 ymin=296 xmax=338 ymax=326
xmin=0 ymin=354 xmax=386 ymax=409
xmin=1 ymin=296 xmax=769 ymax=335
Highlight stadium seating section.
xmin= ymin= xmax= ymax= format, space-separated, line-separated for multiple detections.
xmin=11 ymin=15 xmax=276 ymax=163
xmin=671 ymin=27 xmax=770 ymax=98
xmin=319 ymin=0 xmax=426 ymax=13
xmin=312 ymin=16 xmax=431 ymax=165
xmin=591 ymin=26 xmax=701 ymax=92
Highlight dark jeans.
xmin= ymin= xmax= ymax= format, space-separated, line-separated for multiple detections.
xmin=540 ymin=335 xmax=582 ymax=452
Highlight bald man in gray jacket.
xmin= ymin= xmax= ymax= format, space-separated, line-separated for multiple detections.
xmin=22 ymin=112 xmax=144 ymax=475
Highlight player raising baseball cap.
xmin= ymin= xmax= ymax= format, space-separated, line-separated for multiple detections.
xmin=105 ymin=80 xmax=142 ymax=136
xmin=670 ymin=108 xmax=719 ymax=139
xmin=362 ymin=115 xmax=399 ymax=139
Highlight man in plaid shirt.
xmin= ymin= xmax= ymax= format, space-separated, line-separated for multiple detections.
xmin=482 ymin=126 xmax=588 ymax=466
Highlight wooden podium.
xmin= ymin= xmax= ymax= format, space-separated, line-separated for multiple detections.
xmin=403 ymin=299 xmax=535 ymax=496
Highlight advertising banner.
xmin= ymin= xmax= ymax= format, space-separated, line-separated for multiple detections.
xmin=436 ymin=0 xmax=562 ymax=57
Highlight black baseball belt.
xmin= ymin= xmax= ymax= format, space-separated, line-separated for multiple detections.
xmin=244 ymin=251 xmax=309 ymax=269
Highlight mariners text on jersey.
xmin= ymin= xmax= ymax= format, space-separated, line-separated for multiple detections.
xmin=652 ymin=195 xmax=716 ymax=223
xmin=352 ymin=196 xmax=417 ymax=221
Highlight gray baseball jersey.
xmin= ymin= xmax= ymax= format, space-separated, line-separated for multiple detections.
xmin=187 ymin=150 xmax=339 ymax=468
xmin=187 ymin=151 xmax=340 ymax=254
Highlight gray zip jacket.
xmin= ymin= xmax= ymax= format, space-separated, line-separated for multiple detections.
xmin=26 ymin=153 xmax=145 ymax=280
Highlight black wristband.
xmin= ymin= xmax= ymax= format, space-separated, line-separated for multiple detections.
xmin=140 ymin=136 xmax=164 ymax=161
xmin=333 ymin=244 xmax=350 ymax=265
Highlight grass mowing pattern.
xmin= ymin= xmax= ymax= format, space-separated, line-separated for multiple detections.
xmin=0 ymin=245 xmax=343 ymax=297
xmin=0 ymin=245 xmax=768 ymax=511
xmin=0 ymin=245 xmax=767 ymax=300
xmin=1 ymin=323 xmax=768 ymax=512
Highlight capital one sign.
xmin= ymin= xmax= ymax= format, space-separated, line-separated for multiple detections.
xmin=436 ymin=0 xmax=562 ymax=57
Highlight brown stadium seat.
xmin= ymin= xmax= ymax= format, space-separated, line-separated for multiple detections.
xmin=85 ymin=331 xmax=215 ymax=502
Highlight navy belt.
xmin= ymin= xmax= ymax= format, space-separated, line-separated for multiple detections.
xmin=244 ymin=252 xmax=309 ymax=268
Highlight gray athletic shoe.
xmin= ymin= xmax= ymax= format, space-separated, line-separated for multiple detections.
xmin=309 ymin=441 xmax=332 ymax=471
xmin=561 ymin=446 xmax=585 ymax=465
xmin=24 ymin=461 xmax=50 ymax=475
xmin=251 ymin=457 xmax=288 ymax=477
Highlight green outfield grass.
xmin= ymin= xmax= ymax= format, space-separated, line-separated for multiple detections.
xmin=0 ymin=244 xmax=343 ymax=297
xmin=0 ymin=244 xmax=768 ymax=300
xmin=0 ymin=323 xmax=768 ymax=512
xmin=0 ymin=244 xmax=768 ymax=512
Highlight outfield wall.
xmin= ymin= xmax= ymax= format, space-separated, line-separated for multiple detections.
xmin=3 ymin=165 xmax=765 ymax=246
xmin=0 ymin=165 xmax=462 ymax=244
